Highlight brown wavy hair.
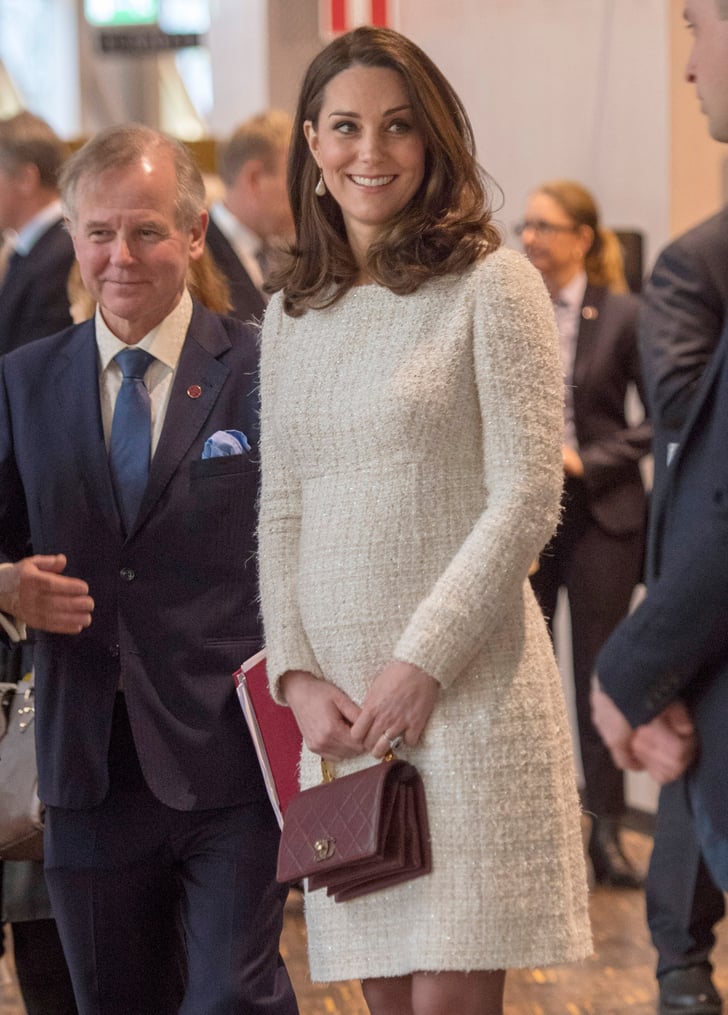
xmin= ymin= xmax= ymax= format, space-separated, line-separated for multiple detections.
xmin=270 ymin=26 xmax=501 ymax=317
xmin=536 ymin=180 xmax=628 ymax=294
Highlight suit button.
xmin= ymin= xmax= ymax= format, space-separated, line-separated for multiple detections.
xmin=109 ymin=644 xmax=120 ymax=659
xmin=119 ymin=567 xmax=136 ymax=582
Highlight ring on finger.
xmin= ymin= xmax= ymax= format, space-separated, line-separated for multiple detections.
xmin=385 ymin=732 xmax=404 ymax=751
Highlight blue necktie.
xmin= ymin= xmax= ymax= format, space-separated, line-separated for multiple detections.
xmin=109 ymin=348 xmax=155 ymax=533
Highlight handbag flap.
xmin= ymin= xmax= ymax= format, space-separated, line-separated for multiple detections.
xmin=276 ymin=759 xmax=409 ymax=883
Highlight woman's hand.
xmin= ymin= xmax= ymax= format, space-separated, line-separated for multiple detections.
xmin=349 ymin=660 xmax=440 ymax=759
xmin=280 ymin=670 xmax=366 ymax=761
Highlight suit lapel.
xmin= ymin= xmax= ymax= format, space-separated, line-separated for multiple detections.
xmin=132 ymin=304 xmax=232 ymax=534
xmin=571 ymin=284 xmax=605 ymax=390
xmin=53 ymin=320 xmax=123 ymax=537
xmin=652 ymin=323 xmax=728 ymax=567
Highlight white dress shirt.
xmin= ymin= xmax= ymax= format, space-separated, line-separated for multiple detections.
xmin=14 ymin=199 xmax=64 ymax=257
xmin=209 ymin=201 xmax=265 ymax=292
xmin=552 ymin=270 xmax=587 ymax=452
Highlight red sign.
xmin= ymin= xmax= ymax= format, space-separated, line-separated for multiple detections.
xmin=320 ymin=0 xmax=393 ymax=37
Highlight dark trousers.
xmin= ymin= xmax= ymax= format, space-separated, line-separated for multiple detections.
xmin=43 ymin=695 xmax=298 ymax=1015
xmin=530 ymin=477 xmax=644 ymax=818
xmin=648 ymin=779 xmax=725 ymax=977
xmin=12 ymin=918 xmax=78 ymax=1015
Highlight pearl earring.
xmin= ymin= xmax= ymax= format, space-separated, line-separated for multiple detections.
xmin=315 ymin=171 xmax=326 ymax=197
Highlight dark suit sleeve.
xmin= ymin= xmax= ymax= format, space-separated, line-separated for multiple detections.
xmin=640 ymin=227 xmax=726 ymax=433
xmin=19 ymin=254 xmax=74 ymax=346
xmin=597 ymin=335 xmax=728 ymax=727
xmin=0 ymin=358 xmax=31 ymax=566
xmin=597 ymin=503 xmax=728 ymax=728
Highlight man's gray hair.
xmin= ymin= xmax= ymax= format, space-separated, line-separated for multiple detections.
xmin=59 ymin=124 xmax=206 ymax=230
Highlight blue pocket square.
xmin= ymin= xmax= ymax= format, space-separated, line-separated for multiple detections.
xmin=202 ymin=429 xmax=251 ymax=458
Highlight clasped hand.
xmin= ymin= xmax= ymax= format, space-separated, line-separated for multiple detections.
xmin=282 ymin=660 xmax=439 ymax=763
xmin=0 ymin=554 xmax=94 ymax=634
xmin=591 ymin=683 xmax=697 ymax=785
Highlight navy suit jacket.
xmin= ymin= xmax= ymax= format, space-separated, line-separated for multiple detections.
xmin=639 ymin=207 xmax=728 ymax=583
xmin=0 ymin=301 xmax=267 ymax=811
xmin=0 ymin=218 xmax=75 ymax=356
xmin=597 ymin=317 xmax=728 ymax=837
xmin=205 ymin=217 xmax=266 ymax=326
xmin=571 ymin=284 xmax=650 ymax=536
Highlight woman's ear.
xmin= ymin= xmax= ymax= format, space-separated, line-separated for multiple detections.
xmin=576 ymin=224 xmax=594 ymax=258
xmin=303 ymin=120 xmax=320 ymax=164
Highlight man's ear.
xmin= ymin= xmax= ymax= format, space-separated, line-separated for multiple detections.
xmin=188 ymin=208 xmax=208 ymax=260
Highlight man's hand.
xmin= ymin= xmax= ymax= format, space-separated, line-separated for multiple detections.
xmin=562 ymin=445 xmax=584 ymax=477
xmin=0 ymin=554 xmax=94 ymax=634
xmin=632 ymin=702 xmax=697 ymax=784
xmin=591 ymin=683 xmax=644 ymax=772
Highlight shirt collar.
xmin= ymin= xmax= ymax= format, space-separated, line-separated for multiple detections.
xmin=95 ymin=288 xmax=193 ymax=372
xmin=210 ymin=200 xmax=261 ymax=259
xmin=14 ymin=199 xmax=64 ymax=256
xmin=555 ymin=270 xmax=588 ymax=311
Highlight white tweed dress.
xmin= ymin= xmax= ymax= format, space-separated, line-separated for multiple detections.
xmin=258 ymin=248 xmax=592 ymax=981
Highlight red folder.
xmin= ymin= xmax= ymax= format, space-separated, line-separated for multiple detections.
xmin=234 ymin=649 xmax=302 ymax=828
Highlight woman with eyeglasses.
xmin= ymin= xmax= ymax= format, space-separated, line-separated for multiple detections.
xmin=519 ymin=180 xmax=651 ymax=891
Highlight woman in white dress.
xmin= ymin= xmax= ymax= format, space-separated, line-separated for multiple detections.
xmin=258 ymin=26 xmax=591 ymax=1015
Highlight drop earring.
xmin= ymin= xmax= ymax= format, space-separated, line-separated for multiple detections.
xmin=315 ymin=170 xmax=326 ymax=197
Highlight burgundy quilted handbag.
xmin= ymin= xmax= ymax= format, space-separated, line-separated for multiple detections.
xmin=276 ymin=756 xmax=432 ymax=902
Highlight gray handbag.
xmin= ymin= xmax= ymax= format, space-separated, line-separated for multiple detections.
xmin=0 ymin=672 xmax=44 ymax=861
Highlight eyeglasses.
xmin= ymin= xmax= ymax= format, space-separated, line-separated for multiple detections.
xmin=514 ymin=220 xmax=578 ymax=237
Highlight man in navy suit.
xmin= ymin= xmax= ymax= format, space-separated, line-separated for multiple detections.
xmin=206 ymin=111 xmax=293 ymax=324
xmin=0 ymin=111 xmax=74 ymax=355
xmin=636 ymin=155 xmax=728 ymax=1015
xmin=593 ymin=3 xmax=728 ymax=1011
xmin=0 ymin=124 xmax=297 ymax=1015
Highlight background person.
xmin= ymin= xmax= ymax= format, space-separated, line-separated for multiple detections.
xmin=258 ymin=26 xmax=591 ymax=1015
xmin=0 ymin=108 xmax=77 ymax=1015
xmin=0 ymin=123 xmax=297 ymax=1015
xmin=206 ymin=109 xmax=293 ymax=323
xmin=0 ymin=111 xmax=74 ymax=356
xmin=519 ymin=180 xmax=650 ymax=889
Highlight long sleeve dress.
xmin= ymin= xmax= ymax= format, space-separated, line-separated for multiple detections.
xmin=258 ymin=247 xmax=592 ymax=981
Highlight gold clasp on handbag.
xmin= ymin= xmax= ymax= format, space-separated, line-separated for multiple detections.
xmin=313 ymin=837 xmax=336 ymax=861
xmin=320 ymin=750 xmax=395 ymax=785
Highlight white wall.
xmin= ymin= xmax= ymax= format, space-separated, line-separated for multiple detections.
xmin=397 ymin=0 xmax=671 ymax=271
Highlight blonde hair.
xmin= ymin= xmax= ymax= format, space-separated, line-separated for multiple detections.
xmin=187 ymin=248 xmax=232 ymax=314
xmin=537 ymin=180 xmax=628 ymax=294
